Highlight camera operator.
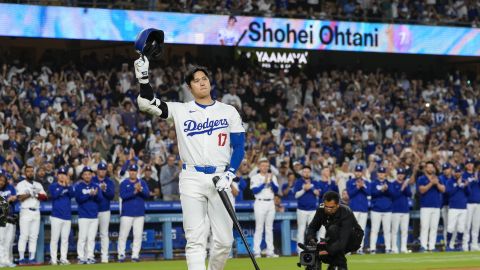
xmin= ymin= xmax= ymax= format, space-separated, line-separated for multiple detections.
xmin=0 ymin=171 xmax=17 ymax=267
xmin=304 ymin=191 xmax=363 ymax=270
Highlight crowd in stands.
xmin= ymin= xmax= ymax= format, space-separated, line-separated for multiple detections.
xmin=0 ymin=49 xmax=479 ymax=205
xmin=4 ymin=0 xmax=480 ymax=27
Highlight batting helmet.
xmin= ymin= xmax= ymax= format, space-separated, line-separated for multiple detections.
xmin=134 ymin=28 xmax=164 ymax=61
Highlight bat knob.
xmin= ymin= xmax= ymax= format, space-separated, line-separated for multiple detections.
xmin=212 ymin=176 xmax=220 ymax=185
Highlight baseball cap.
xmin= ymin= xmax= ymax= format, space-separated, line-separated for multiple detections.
xmin=97 ymin=163 xmax=107 ymax=170
xmin=354 ymin=165 xmax=364 ymax=172
xmin=378 ymin=166 xmax=386 ymax=173
xmin=129 ymin=164 xmax=139 ymax=171
xmin=155 ymin=129 xmax=161 ymax=135
xmin=442 ymin=163 xmax=451 ymax=170
xmin=145 ymin=165 xmax=152 ymax=171
xmin=81 ymin=166 xmax=93 ymax=173
xmin=466 ymin=157 xmax=475 ymax=164
xmin=397 ymin=168 xmax=405 ymax=175
xmin=58 ymin=167 xmax=68 ymax=175
xmin=454 ymin=165 xmax=463 ymax=173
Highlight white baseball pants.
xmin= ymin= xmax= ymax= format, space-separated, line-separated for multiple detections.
xmin=391 ymin=213 xmax=409 ymax=253
xmin=253 ymin=200 xmax=276 ymax=256
xmin=420 ymin=207 xmax=440 ymax=250
xmin=370 ymin=211 xmax=392 ymax=252
xmin=179 ymin=170 xmax=234 ymax=270
xmin=77 ymin=218 xmax=98 ymax=261
xmin=296 ymin=209 xmax=316 ymax=252
xmin=353 ymin=212 xmax=368 ymax=250
xmin=18 ymin=209 xmax=40 ymax=260
xmin=98 ymin=211 xmax=111 ymax=261
xmin=0 ymin=223 xmax=15 ymax=264
xmin=441 ymin=206 xmax=448 ymax=242
xmin=463 ymin=203 xmax=480 ymax=250
xmin=50 ymin=217 xmax=71 ymax=263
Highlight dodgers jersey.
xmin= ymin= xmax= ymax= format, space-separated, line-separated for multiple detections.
xmin=463 ymin=171 xmax=480 ymax=203
xmin=166 ymin=101 xmax=244 ymax=167
xmin=49 ymin=182 xmax=75 ymax=220
xmin=250 ymin=173 xmax=279 ymax=200
xmin=16 ymin=180 xmax=46 ymax=209
xmin=0 ymin=184 xmax=16 ymax=215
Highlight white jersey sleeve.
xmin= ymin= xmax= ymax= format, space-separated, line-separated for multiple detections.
xmin=16 ymin=181 xmax=29 ymax=195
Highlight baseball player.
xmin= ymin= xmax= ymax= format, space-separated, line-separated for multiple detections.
xmin=135 ymin=55 xmax=245 ymax=270
xmin=117 ymin=164 xmax=150 ymax=262
xmin=16 ymin=165 xmax=48 ymax=264
xmin=75 ymin=166 xmax=103 ymax=264
xmin=369 ymin=166 xmax=393 ymax=254
xmin=293 ymin=166 xmax=320 ymax=252
xmin=317 ymin=167 xmax=339 ymax=201
xmin=462 ymin=158 xmax=480 ymax=251
xmin=390 ymin=168 xmax=412 ymax=253
xmin=446 ymin=165 xmax=469 ymax=251
xmin=439 ymin=163 xmax=453 ymax=246
xmin=251 ymin=158 xmax=279 ymax=258
xmin=417 ymin=161 xmax=445 ymax=252
xmin=0 ymin=171 xmax=17 ymax=267
xmin=92 ymin=162 xmax=115 ymax=263
xmin=49 ymin=167 xmax=74 ymax=265
xmin=346 ymin=165 xmax=370 ymax=254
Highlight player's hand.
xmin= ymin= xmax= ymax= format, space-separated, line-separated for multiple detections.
xmin=304 ymin=182 xmax=312 ymax=191
xmin=7 ymin=195 xmax=16 ymax=202
xmin=216 ymin=171 xmax=236 ymax=191
xmin=100 ymin=182 xmax=107 ymax=191
xmin=313 ymin=189 xmax=320 ymax=196
xmin=134 ymin=56 xmax=149 ymax=84
xmin=382 ymin=184 xmax=388 ymax=191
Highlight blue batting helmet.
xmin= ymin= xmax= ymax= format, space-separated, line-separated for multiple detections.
xmin=134 ymin=28 xmax=164 ymax=61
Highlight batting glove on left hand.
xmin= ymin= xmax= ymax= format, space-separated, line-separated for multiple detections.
xmin=216 ymin=171 xmax=236 ymax=191
xmin=134 ymin=56 xmax=149 ymax=84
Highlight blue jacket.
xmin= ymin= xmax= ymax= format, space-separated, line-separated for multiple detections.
xmin=120 ymin=179 xmax=150 ymax=217
xmin=282 ymin=182 xmax=296 ymax=201
xmin=370 ymin=179 xmax=393 ymax=212
xmin=446 ymin=177 xmax=469 ymax=209
xmin=439 ymin=174 xmax=453 ymax=207
xmin=235 ymin=177 xmax=247 ymax=201
xmin=75 ymin=181 xmax=103 ymax=219
xmin=463 ymin=171 xmax=480 ymax=204
xmin=0 ymin=184 xmax=16 ymax=216
xmin=293 ymin=179 xmax=320 ymax=211
xmin=390 ymin=180 xmax=412 ymax=213
xmin=317 ymin=179 xmax=339 ymax=203
xmin=416 ymin=175 xmax=444 ymax=208
xmin=49 ymin=182 xmax=74 ymax=220
xmin=92 ymin=176 xmax=115 ymax=212
xmin=346 ymin=177 xmax=370 ymax=213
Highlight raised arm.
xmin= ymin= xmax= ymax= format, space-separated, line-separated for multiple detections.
xmin=135 ymin=57 xmax=169 ymax=119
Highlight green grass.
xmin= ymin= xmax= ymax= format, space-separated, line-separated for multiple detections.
xmin=18 ymin=252 xmax=480 ymax=270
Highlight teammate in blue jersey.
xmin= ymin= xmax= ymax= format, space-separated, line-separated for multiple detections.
xmin=0 ymin=171 xmax=17 ymax=267
xmin=462 ymin=158 xmax=480 ymax=251
xmin=293 ymin=166 xmax=320 ymax=252
xmin=317 ymin=167 xmax=339 ymax=202
xmin=92 ymin=163 xmax=115 ymax=263
xmin=369 ymin=166 xmax=394 ymax=254
xmin=446 ymin=165 xmax=469 ymax=251
xmin=118 ymin=164 xmax=150 ymax=262
xmin=346 ymin=165 xmax=370 ymax=254
xmin=281 ymin=173 xmax=296 ymax=201
xmin=49 ymin=167 xmax=74 ymax=265
xmin=439 ymin=163 xmax=453 ymax=245
xmin=417 ymin=161 xmax=445 ymax=252
xmin=390 ymin=168 xmax=412 ymax=253
xmin=75 ymin=166 xmax=103 ymax=264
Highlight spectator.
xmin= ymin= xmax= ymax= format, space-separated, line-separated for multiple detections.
xmin=159 ymin=155 xmax=180 ymax=201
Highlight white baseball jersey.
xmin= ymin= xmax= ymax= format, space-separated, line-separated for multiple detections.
xmin=250 ymin=173 xmax=279 ymax=200
xmin=16 ymin=180 xmax=46 ymax=209
xmin=166 ymin=100 xmax=244 ymax=166
xmin=218 ymin=28 xmax=240 ymax=45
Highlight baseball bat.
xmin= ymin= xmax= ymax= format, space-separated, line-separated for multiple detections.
xmin=212 ymin=176 xmax=261 ymax=270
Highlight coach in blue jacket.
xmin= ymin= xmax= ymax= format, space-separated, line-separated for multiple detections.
xmin=446 ymin=165 xmax=469 ymax=251
xmin=92 ymin=162 xmax=115 ymax=263
xmin=49 ymin=167 xmax=74 ymax=265
xmin=462 ymin=158 xmax=480 ymax=251
xmin=75 ymin=166 xmax=103 ymax=264
xmin=390 ymin=168 xmax=412 ymax=254
xmin=369 ymin=166 xmax=393 ymax=254
xmin=346 ymin=165 xmax=370 ymax=254
xmin=118 ymin=164 xmax=150 ymax=262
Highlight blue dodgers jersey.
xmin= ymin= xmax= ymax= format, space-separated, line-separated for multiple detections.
xmin=92 ymin=176 xmax=115 ymax=212
xmin=317 ymin=179 xmax=339 ymax=202
xmin=281 ymin=182 xmax=295 ymax=201
xmin=463 ymin=171 xmax=480 ymax=203
xmin=446 ymin=178 xmax=469 ymax=209
xmin=390 ymin=181 xmax=412 ymax=213
xmin=439 ymin=174 xmax=453 ymax=206
xmin=49 ymin=182 xmax=74 ymax=220
xmin=370 ymin=179 xmax=393 ymax=212
xmin=0 ymin=184 xmax=16 ymax=215
xmin=74 ymin=181 xmax=103 ymax=218
xmin=293 ymin=179 xmax=319 ymax=211
xmin=416 ymin=175 xmax=444 ymax=208
xmin=119 ymin=179 xmax=150 ymax=217
xmin=346 ymin=177 xmax=370 ymax=212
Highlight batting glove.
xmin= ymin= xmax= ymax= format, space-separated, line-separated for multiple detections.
xmin=134 ymin=56 xmax=149 ymax=84
xmin=216 ymin=171 xmax=236 ymax=191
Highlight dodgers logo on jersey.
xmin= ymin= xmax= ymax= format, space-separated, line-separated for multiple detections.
xmin=183 ymin=118 xmax=229 ymax=136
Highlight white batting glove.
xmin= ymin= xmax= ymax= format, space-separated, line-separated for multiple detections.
xmin=134 ymin=56 xmax=149 ymax=84
xmin=216 ymin=171 xmax=236 ymax=191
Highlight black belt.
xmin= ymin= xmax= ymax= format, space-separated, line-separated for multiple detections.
xmin=27 ymin=208 xmax=38 ymax=211
xmin=256 ymin=198 xmax=272 ymax=201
